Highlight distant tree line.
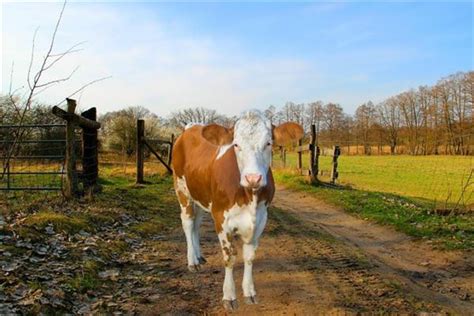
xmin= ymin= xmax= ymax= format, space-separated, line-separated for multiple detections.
xmin=263 ymin=71 xmax=473 ymax=155
xmin=2 ymin=71 xmax=472 ymax=156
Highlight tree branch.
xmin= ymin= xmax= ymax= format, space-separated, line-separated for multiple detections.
xmin=43 ymin=41 xmax=86 ymax=72
xmin=35 ymin=65 xmax=79 ymax=88
xmin=26 ymin=27 xmax=39 ymax=90
xmin=53 ymin=75 xmax=112 ymax=107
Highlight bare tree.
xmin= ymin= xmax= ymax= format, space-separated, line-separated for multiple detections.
xmin=378 ymin=97 xmax=401 ymax=154
xmin=305 ymin=101 xmax=324 ymax=135
xmin=355 ymin=101 xmax=376 ymax=155
xmin=169 ymin=107 xmax=228 ymax=129
xmin=264 ymin=105 xmax=277 ymax=123
xmin=2 ymin=0 xmax=110 ymax=177
xmin=322 ymin=103 xmax=345 ymax=144
xmin=100 ymin=106 xmax=160 ymax=156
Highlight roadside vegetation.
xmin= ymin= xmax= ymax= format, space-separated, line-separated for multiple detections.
xmin=0 ymin=166 xmax=182 ymax=314
xmin=273 ymin=169 xmax=474 ymax=250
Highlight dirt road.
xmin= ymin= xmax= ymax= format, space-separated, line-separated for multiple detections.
xmin=145 ymin=187 xmax=473 ymax=315
xmin=4 ymin=184 xmax=472 ymax=314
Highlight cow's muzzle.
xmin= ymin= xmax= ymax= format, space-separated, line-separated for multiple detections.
xmin=244 ymin=173 xmax=262 ymax=189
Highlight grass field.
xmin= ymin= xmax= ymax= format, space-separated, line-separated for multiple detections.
xmin=273 ymin=153 xmax=473 ymax=207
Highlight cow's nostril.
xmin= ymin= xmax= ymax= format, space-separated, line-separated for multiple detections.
xmin=245 ymin=174 xmax=262 ymax=185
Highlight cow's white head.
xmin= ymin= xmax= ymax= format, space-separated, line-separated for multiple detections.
xmin=202 ymin=111 xmax=303 ymax=190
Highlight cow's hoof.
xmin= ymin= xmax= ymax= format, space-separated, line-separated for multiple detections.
xmin=223 ymin=299 xmax=238 ymax=311
xmin=244 ymin=295 xmax=258 ymax=305
xmin=198 ymin=256 xmax=207 ymax=264
xmin=187 ymin=264 xmax=201 ymax=272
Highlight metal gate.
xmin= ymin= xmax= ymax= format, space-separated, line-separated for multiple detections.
xmin=0 ymin=124 xmax=67 ymax=191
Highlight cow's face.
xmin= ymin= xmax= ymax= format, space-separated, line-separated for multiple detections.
xmin=233 ymin=112 xmax=273 ymax=189
xmin=202 ymin=111 xmax=303 ymax=190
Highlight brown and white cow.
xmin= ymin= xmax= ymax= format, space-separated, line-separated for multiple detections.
xmin=171 ymin=111 xmax=303 ymax=311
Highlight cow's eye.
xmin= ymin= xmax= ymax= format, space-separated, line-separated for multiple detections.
xmin=266 ymin=142 xmax=272 ymax=146
xmin=234 ymin=144 xmax=239 ymax=148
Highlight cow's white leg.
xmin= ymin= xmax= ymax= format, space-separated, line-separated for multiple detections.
xmin=175 ymin=176 xmax=201 ymax=272
xmin=218 ymin=231 xmax=238 ymax=311
xmin=180 ymin=204 xmax=201 ymax=272
xmin=243 ymin=204 xmax=267 ymax=304
xmin=192 ymin=206 xmax=206 ymax=264
xmin=242 ymin=242 xmax=257 ymax=303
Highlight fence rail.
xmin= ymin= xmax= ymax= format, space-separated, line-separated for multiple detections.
xmin=1 ymin=155 xmax=65 ymax=160
xmin=1 ymin=122 xmax=66 ymax=191
xmin=0 ymin=124 xmax=66 ymax=128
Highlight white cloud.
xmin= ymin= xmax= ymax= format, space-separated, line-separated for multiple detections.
xmin=2 ymin=1 xmax=321 ymax=117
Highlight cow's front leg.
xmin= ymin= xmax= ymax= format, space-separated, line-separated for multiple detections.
xmin=218 ymin=231 xmax=238 ymax=311
xmin=242 ymin=242 xmax=258 ymax=304
xmin=243 ymin=204 xmax=267 ymax=304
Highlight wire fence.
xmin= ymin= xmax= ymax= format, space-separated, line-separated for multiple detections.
xmin=272 ymin=143 xmax=473 ymax=210
xmin=0 ymin=124 xmax=70 ymax=193
xmin=314 ymin=132 xmax=474 ymax=156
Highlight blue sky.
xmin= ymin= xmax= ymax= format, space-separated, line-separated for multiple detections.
xmin=1 ymin=1 xmax=472 ymax=116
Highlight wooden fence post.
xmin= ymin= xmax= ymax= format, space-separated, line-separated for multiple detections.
xmin=167 ymin=133 xmax=174 ymax=167
xmin=81 ymin=107 xmax=99 ymax=198
xmin=315 ymin=145 xmax=320 ymax=179
xmin=6 ymin=163 xmax=10 ymax=191
xmin=309 ymin=124 xmax=318 ymax=183
xmin=51 ymin=99 xmax=101 ymax=199
xmin=331 ymin=145 xmax=341 ymax=184
xmin=136 ymin=119 xmax=145 ymax=184
xmin=297 ymin=139 xmax=303 ymax=172
xmin=64 ymin=99 xmax=78 ymax=199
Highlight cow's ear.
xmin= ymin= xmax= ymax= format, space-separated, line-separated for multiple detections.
xmin=202 ymin=124 xmax=234 ymax=146
xmin=272 ymin=122 xmax=304 ymax=146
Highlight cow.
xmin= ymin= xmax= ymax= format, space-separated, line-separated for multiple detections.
xmin=171 ymin=111 xmax=303 ymax=311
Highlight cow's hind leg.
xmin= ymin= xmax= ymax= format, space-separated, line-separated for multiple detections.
xmin=180 ymin=204 xmax=201 ymax=272
xmin=192 ymin=206 xmax=206 ymax=264
xmin=218 ymin=230 xmax=238 ymax=311
xmin=175 ymin=177 xmax=201 ymax=272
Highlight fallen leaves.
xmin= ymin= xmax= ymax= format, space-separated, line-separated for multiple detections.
xmin=98 ymin=269 xmax=120 ymax=281
xmin=0 ymin=195 xmax=184 ymax=314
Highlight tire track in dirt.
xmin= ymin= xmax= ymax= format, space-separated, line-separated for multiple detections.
xmin=273 ymin=186 xmax=474 ymax=315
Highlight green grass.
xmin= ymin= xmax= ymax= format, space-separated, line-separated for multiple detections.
xmin=273 ymin=170 xmax=474 ymax=250
xmin=23 ymin=211 xmax=89 ymax=234
xmin=274 ymin=153 xmax=473 ymax=207
xmin=66 ymin=272 xmax=101 ymax=293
